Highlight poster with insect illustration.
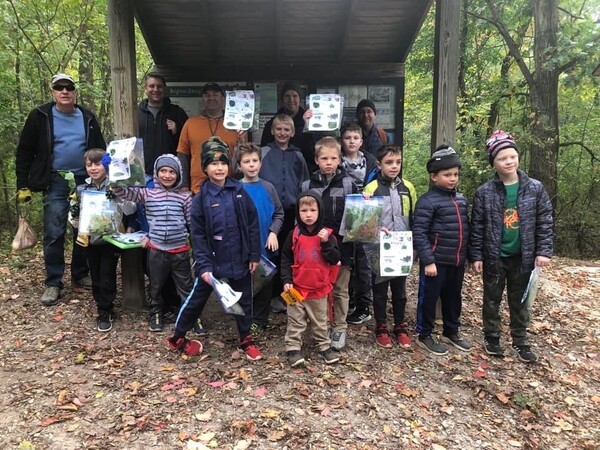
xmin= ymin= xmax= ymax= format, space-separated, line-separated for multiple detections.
xmin=307 ymin=94 xmax=342 ymax=131
xmin=223 ymin=90 xmax=256 ymax=130
xmin=379 ymin=231 xmax=413 ymax=277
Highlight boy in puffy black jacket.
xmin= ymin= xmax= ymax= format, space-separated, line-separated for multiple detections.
xmin=413 ymin=146 xmax=470 ymax=356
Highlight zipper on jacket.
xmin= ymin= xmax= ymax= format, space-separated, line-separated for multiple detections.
xmin=451 ymin=195 xmax=463 ymax=266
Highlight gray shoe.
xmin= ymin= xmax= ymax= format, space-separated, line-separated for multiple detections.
xmin=287 ymin=350 xmax=305 ymax=367
xmin=73 ymin=276 xmax=92 ymax=289
xmin=417 ymin=335 xmax=448 ymax=356
xmin=442 ymin=333 xmax=471 ymax=352
xmin=320 ymin=348 xmax=340 ymax=364
xmin=330 ymin=331 xmax=347 ymax=351
xmin=40 ymin=286 xmax=60 ymax=306
xmin=270 ymin=297 xmax=287 ymax=313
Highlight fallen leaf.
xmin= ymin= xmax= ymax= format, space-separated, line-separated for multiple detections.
xmin=161 ymin=380 xmax=185 ymax=391
xmin=75 ymin=353 xmax=86 ymax=364
xmin=496 ymin=392 xmax=510 ymax=404
xmin=591 ymin=395 xmax=600 ymax=404
xmin=95 ymin=391 xmax=104 ymax=398
xmin=233 ymin=440 xmax=251 ymax=450
xmin=18 ymin=441 xmax=35 ymax=450
xmin=473 ymin=368 xmax=487 ymax=378
xmin=56 ymin=404 xmax=78 ymax=411
xmin=208 ymin=380 xmax=225 ymax=388
xmin=431 ymin=445 xmax=447 ymax=450
xmin=40 ymin=416 xmax=60 ymax=427
xmin=261 ymin=408 xmax=280 ymax=419
xmin=254 ymin=386 xmax=266 ymax=397
xmin=507 ymin=440 xmax=522 ymax=447
xmin=383 ymin=424 xmax=392 ymax=434
xmin=267 ymin=430 xmax=286 ymax=441
xmin=198 ymin=432 xmax=216 ymax=442
xmin=186 ymin=440 xmax=210 ymax=450
xmin=195 ymin=409 xmax=212 ymax=422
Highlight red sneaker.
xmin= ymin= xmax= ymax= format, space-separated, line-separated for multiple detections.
xmin=375 ymin=324 xmax=393 ymax=348
xmin=240 ymin=335 xmax=262 ymax=361
xmin=393 ymin=324 xmax=412 ymax=348
xmin=167 ymin=337 xmax=203 ymax=356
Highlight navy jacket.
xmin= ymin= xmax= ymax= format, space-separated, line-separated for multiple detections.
xmin=413 ymin=186 xmax=470 ymax=267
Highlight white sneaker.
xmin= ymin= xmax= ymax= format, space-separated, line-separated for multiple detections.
xmin=330 ymin=331 xmax=347 ymax=351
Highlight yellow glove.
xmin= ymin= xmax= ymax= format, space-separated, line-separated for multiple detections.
xmin=17 ymin=188 xmax=32 ymax=203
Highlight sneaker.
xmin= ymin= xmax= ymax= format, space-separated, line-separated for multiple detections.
xmin=287 ymin=350 xmax=305 ymax=367
xmin=40 ymin=286 xmax=60 ymax=306
xmin=320 ymin=347 xmax=340 ymax=364
xmin=167 ymin=337 xmax=203 ymax=356
xmin=73 ymin=276 xmax=92 ymax=290
xmin=240 ymin=335 xmax=262 ymax=361
xmin=271 ymin=297 xmax=287 ymax=313
xmin=192 ymin=318 xmax=207 ymax=336
xmin=393 ymin=324 xmax=411 ymax=348
xmin=250 ymin=322 xmax=266 ymax=338
xmin=163 ymin=310 xmax=177 ymax=324
xmin=375 ymin=324 xmax=393 ymax=348
xmin=330 ymin=331 xmax=347 ymax=351
xmin=97 ymin=312 xmax=113 ymax=332
xmin=149 ymin=313 xmax=164 ymax=332
xmin=484 ymin=336 xmax=504 ymax=357
xmin=442 ymin=333 xmax=471 ymax=352
xmin=513 ymin=344 xmax=538 ymax=363
xmin=347 ymin=305 xmax=356 ymax=316
xmin=347 ymin=308 xmax=372 ymax=325
xmin=417 ymin=335 xmax=448 ymax=356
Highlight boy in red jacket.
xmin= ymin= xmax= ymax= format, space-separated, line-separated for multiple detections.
xmin=280 ymin=191 xmax=341 ymax=366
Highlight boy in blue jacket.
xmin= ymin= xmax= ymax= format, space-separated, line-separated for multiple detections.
xmin=167 ymin=136 xmax=263 ymax=360
xmin=413 ymin=146 xmax=470 ymax=356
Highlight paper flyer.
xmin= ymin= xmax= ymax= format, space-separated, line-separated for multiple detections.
xmin=379 ymin=231 xmax=413 ymax=277
xmin=223 ymin=90 xmax=255 ymax=131
xmin=307 ymin=94 xmax=342 ymax=131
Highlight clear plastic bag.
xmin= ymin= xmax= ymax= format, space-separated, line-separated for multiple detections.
xmin=340 ymin=194 xmax=384 ymax=243
xmin=252 ymin=255 xmax=277 ymax=295
xmin=78 ymin=190 xmax=121 ymax=236
xmin=107 ymin=137 xmax=146 ymax=187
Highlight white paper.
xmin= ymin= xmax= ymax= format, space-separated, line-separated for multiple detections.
xmin=379 ymin=231 xmax=413 ymax=277
xmin=209 ymin=275 xmax=242 ymax=308
xmin=307 ymin=94 xmax=342 ymax=131
xmin=107 ymin=137 xmax=137 ymax=181
xmin=223 ymin=90 xmax=256 ymax=131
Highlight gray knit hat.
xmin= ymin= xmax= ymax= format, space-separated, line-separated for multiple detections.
xmin=426 ymin=146 xmax=462 ymax=173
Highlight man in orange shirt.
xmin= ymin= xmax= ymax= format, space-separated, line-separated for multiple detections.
xmin=177 ymin=82 xmax=245 ymax=193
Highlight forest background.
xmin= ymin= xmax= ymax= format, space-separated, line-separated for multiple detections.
xmin=0 ymin=0 xmax=598 ymax=258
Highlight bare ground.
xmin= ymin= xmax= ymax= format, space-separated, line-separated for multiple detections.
xmin=0 ymin=250 xmax=598 ymax=450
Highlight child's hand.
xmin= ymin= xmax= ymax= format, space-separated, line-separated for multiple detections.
xmin=140 ymin=236 xmax=150 ymax=248
xmin=302 ymin=109 xmax=313 ymax=121
xmin=471 ymin=261 xmax=483 ymax=273
xmin=249 ymin=261 xmax=258 ymax=273
xmin=317 ymin=228 xmax=330 ymax=242
xmin=283 ymin=283 xmax=293 ymax=292
xmin=362 ymin=192 xmax=372 ymax=200
xmin=380 ymin=226 xmax=391 ymax=236
xmin=201 ymin=271 xmax=212 ymax=285
xmin=424 ymin=263 xmax=437 ymax=277
xmin=535 ymin=256 xmax=550 ymax=268
xmin=266 ymin=232 xmax=279 ymax=251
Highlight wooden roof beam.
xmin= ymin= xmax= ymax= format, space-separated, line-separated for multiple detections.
xmin=200 ymin=1 xmax=216 ymax=63
xmin=274 ymin=0 xmax=281 ymax=63
xmin=337 ymin=0 xmax=357 ymax=61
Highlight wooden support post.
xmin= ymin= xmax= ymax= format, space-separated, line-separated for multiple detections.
xmin=108 ymin=0 xmax=144 ymax=310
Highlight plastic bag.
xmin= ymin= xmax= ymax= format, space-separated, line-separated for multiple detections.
xmin=209 ymin=275 xmax=245 ymax=316
xmin=12 ymin=208 xmax=37 ymax=252
xmin=252 ymin=255 xmax=277 ymax=295
xmin=107 ymin=137 xmax=146 ymax=187
xmin=340 ymin=194 xmax=384 ymax=243
xmin=521 ymin=267 xmax=541 ymax=305
xmin=78 ymin=190 xmax=121 ymax=236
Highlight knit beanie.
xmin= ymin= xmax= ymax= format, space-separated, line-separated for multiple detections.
xmin=485 ymin=130 xmax=518 ymax=165
xmin=280 ymin=81 xmax=302 ymax=99
xmin=201 ymin=136 xmax=230 ymax=168
xmin=155 ymin=154 xmax=181 ymax=183
xmin=356 ymin=99 xmax=377 ymax=116
xmin=426 ymin=146 xmax=462 ymax=173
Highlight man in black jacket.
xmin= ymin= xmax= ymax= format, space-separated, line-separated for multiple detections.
xmin=16 ymin=73 xmax=106 ymax=306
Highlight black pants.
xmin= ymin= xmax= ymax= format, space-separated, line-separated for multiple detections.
xmin=372 ymin=275 xmax=407 ymax=326
xmin=147 ymin=249 xmax=193 ymax=316
xmin=271 ymin=208 xmax=296 ymax=298
xmin=88 ymin=244 xmax=119 ymax=313
xmin=416 ymin=264 xmax=465 ymax=338
xmin=349 ymin=243 xmax=372 ymax=311
xmin=253 ymin=278 xmax=274 ymax=327
xmin=174 ymin=273 xmax=253 ymax=340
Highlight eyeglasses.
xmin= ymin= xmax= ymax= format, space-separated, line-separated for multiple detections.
xmin=52 ymin=84 xmax=76 ymax=92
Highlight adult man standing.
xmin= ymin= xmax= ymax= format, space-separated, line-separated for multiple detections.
xmin=260 ymin=81 xmax=306 ymax=149
xmin=356 ymin=99 xmax=389 ymax=155
xmin=16 ymin=73 xmax=106 ymax=305
xmin=177 ymin=82 xmax=242 ymax=193
xmin=138 ymin=73 xmax=188 ymax=174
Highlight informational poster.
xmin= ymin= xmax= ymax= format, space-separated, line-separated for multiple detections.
xmin=339 ymin=85 xmax=368 ymax=108
xmin=223 ymin=90 xmax=255 ymax=131
xmin=368 ymin=85 xmax=395 ymax=129
xmin=306 ymin=94 xmax=342 ymax=131
xmin=379 ymin=231 xmax=413 ymax=277
xmin=254 ymin=82 xmax=278 ymax=113
xmin=168 ymin=81 xmax=248 ymax=116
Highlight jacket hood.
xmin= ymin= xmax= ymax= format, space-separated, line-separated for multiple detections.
xmin=295 ymin=190 xmax=324 ymax=236
xmin=153 ymin=153 xmax=183 ymax=190
xmin=139 ymin=97 xmax=173 ymax=112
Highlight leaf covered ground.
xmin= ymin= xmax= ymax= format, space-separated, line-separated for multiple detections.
xmin=0 ymin=250 xmax=598 ymax=450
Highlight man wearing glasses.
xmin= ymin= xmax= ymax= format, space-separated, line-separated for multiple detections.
xmin=15 ymin=73 xmax=106 ymax=306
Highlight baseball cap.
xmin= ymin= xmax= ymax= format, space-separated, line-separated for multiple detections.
xmin=51 ymin=73 xmax=75 ymax=86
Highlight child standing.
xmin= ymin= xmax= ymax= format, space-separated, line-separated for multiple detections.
xmin=76 ymin=149 xmax=136 ymax=332
xmin=167 ymin=136 xmax=263 ymax=360
xmin=237 ymin=143 xmax=284 ymax=336
xmin=470 ymin=131 xmax=553 ymax=363
xmin=281 ymin=192 xmax=342 ymax=366
xmin=413 ymin=146 xmax=470 ymax=355
xmin=259 ymin=114 xmax=310 ymax=311
xmin=340 ymin=123 xmax=377 ymax=325
xmin=301 ymin=137 xmax=356 ymax=350
xmin=112 ymin=153 xmax=195 ymax=332
xmin=363 ymin=145 xmax=417 ymax=348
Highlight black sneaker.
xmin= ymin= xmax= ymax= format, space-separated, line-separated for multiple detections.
xmin=163 ymin=310 xmax=177 ymax=323
xmin=513 ymin=345 xmax=538 ymax=363
xmin=484 ymin=336 xmax=504 ymax=356
xmin=347 ymin=308 xmax=372 ymax=325
xmin=320 ymin=347 xmax=340 ymax=364
xmin=417 ymin=335 xmax=448 ymax=356
xmin=97 ymin=312 xmax=113 ymax=332
xmin=149 ymin=313 xmax=163 ymax=332
xmin=271 ymin=297 xmax=287 ymax=313
xmin=192 ymin=318 xmax=207 ymax=336
xmin=287 ymin=350 xmax=305 ymax=367
xmin=442 ymin=333 xmax=471 ymax=352
xmin=250 ymin=322 xmax=266 ymax=338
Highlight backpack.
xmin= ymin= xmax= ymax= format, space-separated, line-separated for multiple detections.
xmin=376 ymin=127 xmax=388 ymax=145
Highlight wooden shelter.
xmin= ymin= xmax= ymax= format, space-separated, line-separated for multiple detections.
xmin=107 ymin=0 xmax=462 ymax=309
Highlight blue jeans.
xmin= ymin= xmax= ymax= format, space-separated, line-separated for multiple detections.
xmin=43 ymin=173 xmax=88 ymax=287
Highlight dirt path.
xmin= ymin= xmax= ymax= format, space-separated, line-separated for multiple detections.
xmin=0 ymin=251 xmax=598 ymax=450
